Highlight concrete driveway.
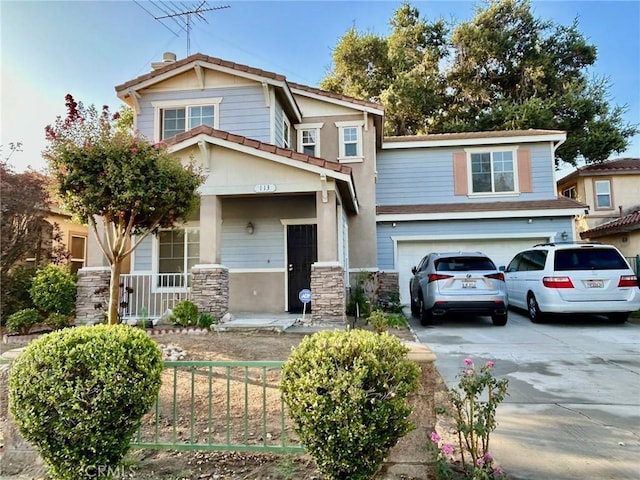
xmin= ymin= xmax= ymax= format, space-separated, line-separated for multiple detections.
xmin=409 ymin=309 xmax=640 ymax=480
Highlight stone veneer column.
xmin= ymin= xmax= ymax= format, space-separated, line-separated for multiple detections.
xmin=378 ymin=271 xmax=400 ymax=304
xmin=310 ymin=262 xmax=345 ymax=324
xmin=190 ymin=264 xmax=229 ymax=319
xmin=381 ymin=342 xmax=438 ymax=479
xmin=75 ymin=266 xmax=111 ymax=325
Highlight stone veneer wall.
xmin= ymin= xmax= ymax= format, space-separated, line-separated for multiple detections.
xmin=378 ymin=271 xmax=400 ymax=304
xmin=190 ymin=264 xmax=229 ymax=319
xmin=310 ymin=263 xmax=345 ymax=323
xmin=75 ymin=267 xmax=111 ymax=325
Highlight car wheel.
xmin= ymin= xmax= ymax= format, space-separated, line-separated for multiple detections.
xmin=410 ymin=290 xmax=419 ymax=317
xmin=527 ymin=294 xmax=545 ymax=323
xmin=608 ymin=312 xmax=629 ymax=323
xmin=419 ymin=296 xmax=435 ymax=326
xmin=491 ymin=312 xmax=508 ymax=326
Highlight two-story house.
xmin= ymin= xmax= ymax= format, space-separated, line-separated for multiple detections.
xmin=77 ymin=52 xmax=587 ymax=323
xmin=557 ymin=158 xmax=640 ymax=258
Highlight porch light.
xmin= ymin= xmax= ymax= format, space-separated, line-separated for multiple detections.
xmin=561 ymin=231 xmax=569 ymax=241
xmin=246 ymin=222 xmax=255 ymax=235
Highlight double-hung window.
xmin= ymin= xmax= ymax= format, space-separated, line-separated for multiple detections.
xmin=157 ymin=228 xmax=199 ymax=288
xmin=153 ymin=98 xmax=222 ymax=141
xmin=335 ymin=120 xmax=364 ymax=162
xmin=295 ymin=123 xmax=323 ymax=157
xmin=594 ymin=179 xmax=612 ymax=209
xmin=470 ymin=150 xmax=516 ymax=194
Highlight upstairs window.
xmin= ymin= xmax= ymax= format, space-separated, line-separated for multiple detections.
xmin=336 ymin=120 xmax=364 ymax=162
xmin=594 ymin=179 xmax=612 ymax=209
xmin=562 ymin=186 xmax=577 ymax=199
xmin=470 ymin=150 xmax=515 ymax=194
xmin=153 ymin=98 xmax=222 ymax=141
xmin=295 ymin=123 xmax=323 ymax=157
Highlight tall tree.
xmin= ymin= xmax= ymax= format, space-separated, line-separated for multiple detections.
xmin=44 ymin=95 xmax=204 ymax=324
xmin=322 ymin=0 xmax=638 ymax=165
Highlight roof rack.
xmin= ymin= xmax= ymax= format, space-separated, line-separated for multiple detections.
xmin=532 ymin=241 xmax=604 ymax=247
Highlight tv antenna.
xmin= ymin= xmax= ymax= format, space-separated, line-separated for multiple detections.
xmin=138 ymin=2 xmax=230 ymax=56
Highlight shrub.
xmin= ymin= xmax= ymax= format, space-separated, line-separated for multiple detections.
xmin=6 ymin=308 xmax=42 ymax=334
xmin=367 ymin=309 xmax=389 ymax=333
xmin=197 ymin=312 xmax=217 ymax=329
xmin=8 ymin=324 xmax=163 ymax=480
xmin=280 ymin=329 xmax=420 ymax=480
xmin=0 ymin=264 xmax=38 ymax=324
xmin=46 ymin=312 xmax=72 ymax=330
xmin=170 ymin=300 xmax=199 ymax=327
xmin=30 ymin=264 xmax=77 ymax=316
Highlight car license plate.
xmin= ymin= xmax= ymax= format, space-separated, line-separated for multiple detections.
xmin=462 ymin=281 xmax=476 ymax=288
xmin=586 ymin=280 xmax=604 ymax=288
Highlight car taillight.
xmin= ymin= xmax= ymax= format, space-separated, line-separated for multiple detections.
xmin=542 ymin=276 xmax=574 ymax=288
xmin=428 ymin=273 xmax=454 ymax=283
xmin=618 ymin=275 xmax=639 ymax=288
xmin=485 ymin=272 xmax=505 ymax=281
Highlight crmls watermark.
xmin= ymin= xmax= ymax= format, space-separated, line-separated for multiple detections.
xmin=82 ymin=464 xmax=136 ymax=478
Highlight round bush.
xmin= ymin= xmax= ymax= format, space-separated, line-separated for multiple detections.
xmin=6 ymin=308 xmax=42 ymax=334
xmin=8 ymin=324 xmax=163 ymax=480
xmin=29 ymin=264 xmax=77 ymax=316
xmin=170 ymin=299 xmax=199 ymax=327
xmin=280 ymin=329 xmax=420 ymax=480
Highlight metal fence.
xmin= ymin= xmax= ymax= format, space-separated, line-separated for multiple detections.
xmin=625 ymin=255 xmax=640 ymax=277
xmin=118 ymin=274 xmax=191 ymax=322
xmin=130 ymin=360 xmax=303 ymax=453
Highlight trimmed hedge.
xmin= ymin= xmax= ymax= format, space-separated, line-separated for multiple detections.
xmin=280 ymin=329 xmax=420 ymax=480
xmin=8 ymin=324 xmax=163 ymax=480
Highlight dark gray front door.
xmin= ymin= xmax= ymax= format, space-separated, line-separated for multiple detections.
xmin=287 ymin=224 xmax=317 ymax=313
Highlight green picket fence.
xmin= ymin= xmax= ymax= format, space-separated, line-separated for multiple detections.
xmin=131 ymin=360 xmax=304 ymax=453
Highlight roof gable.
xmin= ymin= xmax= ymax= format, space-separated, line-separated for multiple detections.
xmin=558 ymin=157 xmax=640 ymax=184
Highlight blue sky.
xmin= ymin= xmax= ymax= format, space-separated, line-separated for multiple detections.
xmin=2 ymin=0 xmax=639 ymax=174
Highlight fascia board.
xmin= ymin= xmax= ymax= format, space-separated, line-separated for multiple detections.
xmin=290 ymin=88 xmax=384 ymax=117
xmin=377 ymin=207 xmax=585 ymax=222
xmin=381 ymin=133 xmax=567 ymax=149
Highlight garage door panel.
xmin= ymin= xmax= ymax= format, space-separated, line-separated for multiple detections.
xmin=397 ymin=238 xmax=548 ymax=305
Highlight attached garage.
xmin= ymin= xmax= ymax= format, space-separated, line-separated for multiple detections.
xmin=395 ymin=235 xmax=551 ymax=305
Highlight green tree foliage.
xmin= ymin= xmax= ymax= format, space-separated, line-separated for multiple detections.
xmin=8 ymin=324 xmax=163 ymax=480
xmin=44 ymin=95 xmax=204 ymax=324
xmin=321 ymin=0 xmax=638 ymax=166
xmin=280 ymin=329 xmax=420 ymax=480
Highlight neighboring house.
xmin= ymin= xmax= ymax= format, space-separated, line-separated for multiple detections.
xmin=78 ymin=52 xmax=587 ymax=323
xmin=557 ymin=158 xmax=640 ymax=258
xmin=46 ymin=203 xmax=88 ymax=274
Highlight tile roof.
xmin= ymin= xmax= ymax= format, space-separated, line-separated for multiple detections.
xmin=580 ymin=210 xmax=640 ymax=239
xmin=115 ymin=53 xmax=287 ymax=93
xmin=287 ymin=82 xmax=384 ymax=112
xmin=557 ymin=157 xmax=640 ymax=184
xmin=377 ymin=196 xmax=587 ymax=215
xmin=384 ymin=129 xmax=565 ymax=143
xmin=163 ymin=125 xmax=353 ymax=176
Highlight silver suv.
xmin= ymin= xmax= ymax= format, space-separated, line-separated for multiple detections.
xmin=503 ymin=242 xmax=640 ymax=323
xmin=409 ymin=252 xmax=508 ymax=326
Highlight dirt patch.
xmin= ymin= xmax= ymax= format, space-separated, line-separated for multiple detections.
xmin=2 ymin=325 xmax=466 ymax=480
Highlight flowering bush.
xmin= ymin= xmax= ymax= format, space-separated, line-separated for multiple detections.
xmin=432 ymin=358 xmax=509 ymax=480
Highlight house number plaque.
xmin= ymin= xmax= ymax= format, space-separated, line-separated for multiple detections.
xmin=254 ymin=184 xmax=277 ymax=193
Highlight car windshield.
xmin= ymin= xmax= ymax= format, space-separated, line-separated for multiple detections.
xmin=435 ymin=257 xmax=496 ymax=272
xmin=554 ymin=248 xmax=628 ymax=271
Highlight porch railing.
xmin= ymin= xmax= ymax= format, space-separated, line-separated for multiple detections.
xmin=130 ymin=360 xmax=303 ymax=453
xmin=118 ymin=273 xmax=191 ymax=321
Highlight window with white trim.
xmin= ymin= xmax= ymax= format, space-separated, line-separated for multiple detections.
xmin=157 ymin=228 xmax=199 ymax=287
xmin=594 ymin=179 xmax=612 ymax=208
xmin=153 ymin=98 xmax=222 ymax=141
xmin=335 ymin=120 xmax=364 ymax=161
xmin=562 ymin=186 xmax=577 ymax=200
xmin=282 ymin=116 xmax=291 ymax=148
xmin=295 ymin=123 xmax=323 ymax=157
xmin=470 ymin=150 xmax=515 ymax=193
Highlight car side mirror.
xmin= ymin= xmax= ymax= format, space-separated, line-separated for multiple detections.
xmin=411 ymin=267 xmax=417 ymax=275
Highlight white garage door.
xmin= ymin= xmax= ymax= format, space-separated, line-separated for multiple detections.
xmin=397 ymin=237 xmax=549 ymax=305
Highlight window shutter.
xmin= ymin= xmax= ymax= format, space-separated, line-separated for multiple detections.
xmin=517 ymin=149 xmax=533 ymax=193
xmin=453 ymin=152 xmax=467 ymax=196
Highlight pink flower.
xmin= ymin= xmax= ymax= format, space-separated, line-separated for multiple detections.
xmin=476 ymin=457 xmax=485 ymax=467
xmin=464 ymin=358 xmax=473 ymax=366
xmin=483 ymin=452 xmax=493 ymax=462
xmin=441 ymin=444 xmax=454 ymax=456
xmin=485 ymin=360 xmax=495 ymax=368
xmin=130 ymin=147 xmax=138 ymax=154
xmin=464 ymin=369 xmax=474 ymax=376
xmin=430 ymin=431 xmax=441 ymax=443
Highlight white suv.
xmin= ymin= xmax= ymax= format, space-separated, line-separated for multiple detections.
xmin=503 ymin=242 xmax=640 ymax=323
